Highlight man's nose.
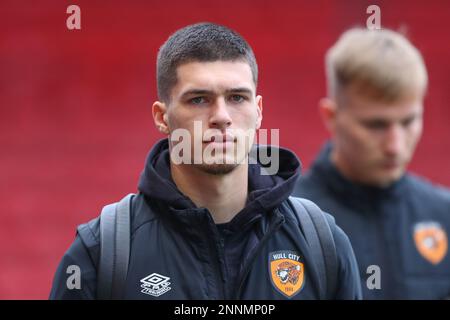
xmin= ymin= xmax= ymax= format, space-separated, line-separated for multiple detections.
xmin=384 ymin=124 xmax=404 ymax=156
xmin=209 ymin=97 xmax=232 ymax=129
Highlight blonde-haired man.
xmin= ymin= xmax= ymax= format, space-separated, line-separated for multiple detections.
xmin=293 ymin=28 xmax=450 ymax=299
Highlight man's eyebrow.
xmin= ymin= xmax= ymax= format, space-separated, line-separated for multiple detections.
xmin=362 ymin=118 xmax=389 ymax=123
xmin=180 ymin=89 xmax=214 ymax=98
xmin=360 ymin=118 xmax=390 ymax=126
xmin=402 ymin=114 xmax=418 ymax=121
xmin=224 ymin=88 xmax=254 ymax=96
xmin=180 ymin=87 xmax=254 ymax=99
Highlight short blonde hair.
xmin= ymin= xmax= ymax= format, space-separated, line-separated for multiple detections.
xmin=326 ymin=27 xmax=428 ymax=103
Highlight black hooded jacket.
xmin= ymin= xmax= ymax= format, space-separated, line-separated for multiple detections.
xmin=49 ymin=139 xmax=362 ymax=299
xmin=293 ymin=143 xmax=450 ymax=299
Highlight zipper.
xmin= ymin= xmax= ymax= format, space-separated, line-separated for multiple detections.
xmin=374 ymin=201 xmax=394 ymax=298
xmin=233 ymin=211 xmax=284 ymax=299
xmin=203 ymin=213 xmax=227 ymax=299
xmin=206 ymin=237 xmax=227 ymax=299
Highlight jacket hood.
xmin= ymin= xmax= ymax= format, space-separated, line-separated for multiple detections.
xmin=137 ymin=139 xmax=301 ymax=228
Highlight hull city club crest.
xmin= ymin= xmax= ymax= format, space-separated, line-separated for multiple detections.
xmin=269 ymin=250 xmax=305 ymax=298
xmin=413 ymin=222 xmax=448 ymax=265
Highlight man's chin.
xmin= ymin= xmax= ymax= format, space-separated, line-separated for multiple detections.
xmin=194 ymin=163 xmax=240 ymax=175
xmin=371 ymin=170 xmax=405 ymax=188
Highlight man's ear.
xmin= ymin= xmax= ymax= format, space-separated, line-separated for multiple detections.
xmin=318 ymin=97 xmax=338 ymax=135
xmin=152 ymin=101 xmax=170 ymax=135
xmin=255 ymin=95 xmax=263 ymax=129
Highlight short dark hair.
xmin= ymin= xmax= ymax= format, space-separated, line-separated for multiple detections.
xmin=156 ymin=22 xmax=258 ymax=103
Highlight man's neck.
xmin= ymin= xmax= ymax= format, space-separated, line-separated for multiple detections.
xmin=170 ymin=163 xmax=249 ymax=224
xmin=330 ymin=148 xmax=395 ymax=188
xmin=330 ymin=148 xmax=354 ymax=182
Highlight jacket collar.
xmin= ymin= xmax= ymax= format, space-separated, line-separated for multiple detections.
xmin=137 ymin=138 xmax=301 ymax=234
xmin=310 ymin=142 xmax=406 ymax=207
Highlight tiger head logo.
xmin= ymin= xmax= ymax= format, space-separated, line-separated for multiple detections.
xmin=414 ymin=222 xmax=448 ymax=265
xmin=275 ymin=261 xmax=301 ymax=285
xmin=269 ymin=251 xmax=305 ymax=298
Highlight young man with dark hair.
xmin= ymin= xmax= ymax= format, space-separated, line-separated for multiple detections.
xmin=50 ymin=23 xmax=362 ymax=300
xmin=293 ymin=28 xmax=450 ymax=299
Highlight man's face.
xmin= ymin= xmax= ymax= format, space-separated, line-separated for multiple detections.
xmin=330 ymin=86 xmax=423 ymax=187
xmin=164 ymin=60 xmax=262 ymax=175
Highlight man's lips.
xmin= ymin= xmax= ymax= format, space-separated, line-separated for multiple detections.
xmin=203 ymin=135 xmax=236 ymax=143
xmin=381 ymin=160 xmax=402 ymax=170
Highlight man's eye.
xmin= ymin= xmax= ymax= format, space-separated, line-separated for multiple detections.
xmin=363 ymin=121 xmax=388 ymax=130
xmin=229 ymin=95 xmax=246 ymax=103
xmin=189 ymin=97 xmax=206 ymax=105
xmin=401 ymin=117 xmax=415 ymax=127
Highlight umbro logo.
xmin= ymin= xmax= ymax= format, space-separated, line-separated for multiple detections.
xmin=140 ymin=273 xmax=171 ymax=297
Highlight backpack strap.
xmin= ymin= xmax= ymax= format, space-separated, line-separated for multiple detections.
xmin=288 ymin=196 xmax=338 ymax=299
xmin=97 ymin=193 xmax=134 ymax=300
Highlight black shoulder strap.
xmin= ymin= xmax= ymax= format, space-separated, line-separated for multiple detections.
xmin=97 ymin=193 xmax=134 ymax=300
xmin=288 ymin=196 xmax=338 ymax=299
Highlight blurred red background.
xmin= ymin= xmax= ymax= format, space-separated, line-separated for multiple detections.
xmin=0 ymin=0 xmax=449 ymax=299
